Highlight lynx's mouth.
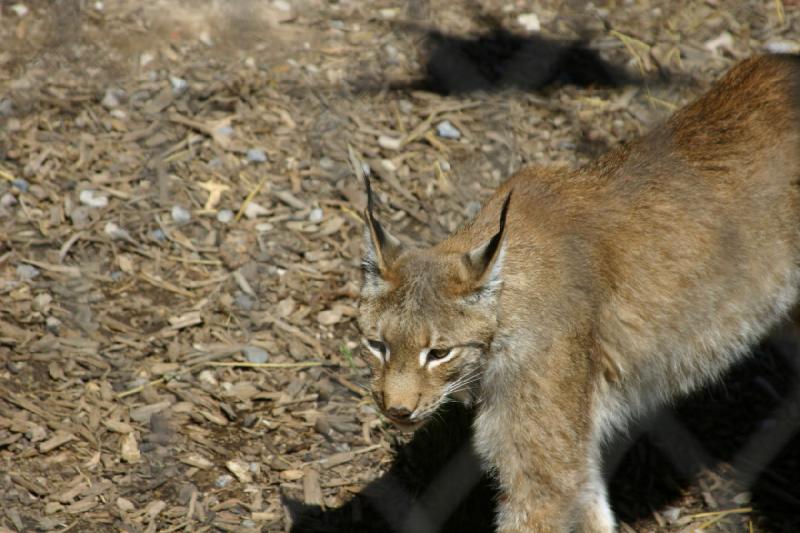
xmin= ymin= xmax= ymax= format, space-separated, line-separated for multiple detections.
xmin=386 ymin=417 xmax=423 ymax=432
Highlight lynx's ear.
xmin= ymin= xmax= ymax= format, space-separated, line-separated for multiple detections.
xmin=463 ymin=192 xmax=512 ymax=295
xmin=362 ymin=175 xmax=403 ymax=284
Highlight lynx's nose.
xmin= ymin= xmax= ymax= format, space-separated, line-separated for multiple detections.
xmin=386 ymin=406 xmax=413 ymax=422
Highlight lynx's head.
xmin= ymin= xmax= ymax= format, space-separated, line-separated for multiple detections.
xmin=357 ymin=179 xmax=510 ymax=431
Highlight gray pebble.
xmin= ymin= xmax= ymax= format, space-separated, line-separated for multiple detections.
xmin=235 ymin=292 xmax=254 ymax=311
xmin=101 ymin=87 xmax=124 ymax=109
xmin=246 ymin=148 xmax=267 ymax=163
xmin=151 ymin=228 xmax=166 ymax=242
xmin=241 ymin=520 xmax=256 ymax=528
xmin=171 ymin=205 xmax=191 ymax=224
xmin=46 ymin=316 xmax=61 ymax=334
xmin=465 ymin=200 xmax=482 ymax=218
xmin=436 ymin=120 xmax=461 ymax=139
xmin=170 ymin=76 xmax=188 ymax=94
xmin=11 ymin=178 xmax=29 ymax=192
xmin=215 ymin=474 xmax=234 ymax=488
xmin=243 ymin=345 xmax=269 ymax=364
xmin=217 ymin=209 xmax=234 ymax=223
xmin=215 ymin=125 xmax=234 ymax=137
xmin=1 ymin=193 xmax=16 ymax=208
xmin=16 ymin=264 xmax=40 ymax=281
xmin=69 ymin=206 xmax=91 ymax=228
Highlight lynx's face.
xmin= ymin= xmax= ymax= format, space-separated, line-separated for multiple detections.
xmin=358 ymin=251 xmax=500 ymax=430
xmin=357 ymin=182 xmax=510 ymax=431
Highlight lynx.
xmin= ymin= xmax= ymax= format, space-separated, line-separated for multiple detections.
xmin=356 ymin=55 xmax=800 ymax=532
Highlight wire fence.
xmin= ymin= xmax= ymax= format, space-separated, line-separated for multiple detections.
xmin=289 ymin=330 xmax=800 ymax=532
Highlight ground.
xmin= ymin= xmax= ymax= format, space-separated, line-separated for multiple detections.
xmin=1 ymin=0 xmax=799 ymax=532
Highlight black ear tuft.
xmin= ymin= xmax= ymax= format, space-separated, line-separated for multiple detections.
xmin=464 ymin=191 xmax=512 ymax=290
xmin=352 ymin=146 xmax=403 ymax=281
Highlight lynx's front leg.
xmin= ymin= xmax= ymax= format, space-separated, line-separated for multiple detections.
xmin=474 ymin=338 xmax=614 ymax=533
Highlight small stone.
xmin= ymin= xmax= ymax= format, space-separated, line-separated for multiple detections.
xmin=234 ymin=292 xmax=254 ymax=311
xmin=16 ymin=264 xmax=40 ymax=281
xmin=319 ymin=156 xmax=335 ymax=169
xmin=246 ymin=148 xmax=267 ymax=163
xmin=273 ymin=0 xmax=291 ymax=11
xmin=704 ymin=31 xmax=734 ymax=55
xmin=241 ymin=519 xmax=256 ymax=528
xmin=308 ymin=208 xmax=324 ymax=223
xmin=436 ymin=120 xmax=461 ymax=139
xmin=243 ymin=201 xmax=269 ymax=219
xmin=104 ymin=222 xmax=132 ymax=241
xmin=10 ymin=4 xmax=29 ymax=17
xmin=517 ymin=13 xmax=541 ymax=32
xmin=215 ymin=124 xmax=233 ymax=138
xmin=171 ymin=205 xmax=191 ymax=224
xmin=169 ymin=76 xmax=187 ymax=93
xmin=46 ymin=316 xmax=61 ymax=334
xmin=140 ymin=52 xmax=155 ymax=67
xmin=11 ymin=178 xmax=29 ymax=192
xmin=151 ymin=228 xmax=166 ymax=242
xmin=764 ymin=39 xmax=800 ymax=54
xmin=378 ymin=135 xmax=402 ymax=150
xmin=69 ymin=206 xmax=91 ymax=228
xmin=661 ymin=507 xmax=680 ymax=524
xmin=79 ymin=189 xmax=108 ymax=208
xmin=198 ymin=369 xmax=218 ymax=387
xmin=101 ymin=88 xmax=123 ymax=109
xmin=215 ymin=474 xmax=234 ymax=488
xmin=465 ymin=201 xmax=482 ymax=218
xmin=217 ymin=209 xmax=234 ymax=223
xmin=243 ymin=346 xmax=268 ymax=364
xmin=1 ymin=193 xmax=17 ymax=208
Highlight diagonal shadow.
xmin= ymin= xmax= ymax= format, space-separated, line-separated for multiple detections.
xmin=286 ymin=403 xmax=495 ymax=533
xmin=289 ymin=327 xmax=800 ymax=532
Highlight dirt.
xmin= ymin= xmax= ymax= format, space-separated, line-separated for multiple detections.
xmin=1 ymin=0 xmax=799 ymax=532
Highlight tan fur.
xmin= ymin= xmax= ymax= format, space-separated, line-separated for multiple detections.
xmin=357 ymin=55 xmax=800 ymax=531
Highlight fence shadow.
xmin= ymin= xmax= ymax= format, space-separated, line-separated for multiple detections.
xmin=288 ymin=334 xmax=800 ymax=532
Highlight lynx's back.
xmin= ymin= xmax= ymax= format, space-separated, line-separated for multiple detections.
xmin=448 ymin=54 xmax=800 ymax=418
xmin=357 ymin=55 xmax=800 ymax=533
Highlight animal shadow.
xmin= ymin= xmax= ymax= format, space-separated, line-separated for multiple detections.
xmin=353 ymin=15 xmax=653 ymax=96
xmin=288 ymin=336 xmax=800 ymax=532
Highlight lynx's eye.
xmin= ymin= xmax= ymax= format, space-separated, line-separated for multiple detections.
xmin=364 ymin=339 xmax=388 ymax=362
xmin=422 ymin=347 xmax=456 ymax=368
xmin=426 ymin=348 xmax=451 ymax=361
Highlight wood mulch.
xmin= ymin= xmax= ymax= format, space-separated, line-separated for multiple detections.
xmin=0 ymin=1 xmax=799 ymax=531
